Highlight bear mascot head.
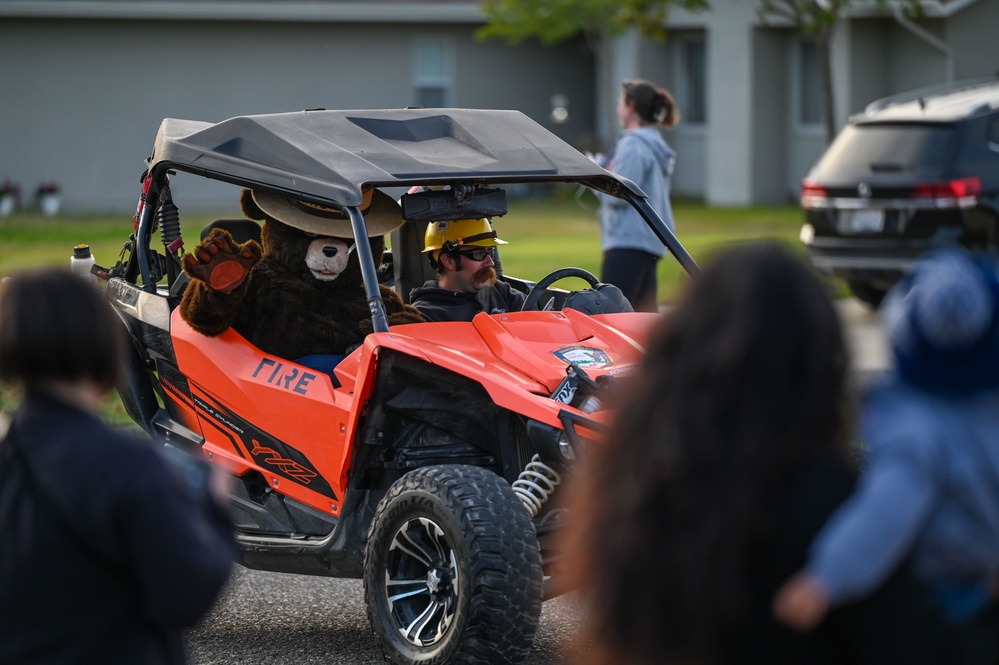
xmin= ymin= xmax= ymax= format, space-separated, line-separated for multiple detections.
xmin=179 ymin=187 xmax=424 ymax=362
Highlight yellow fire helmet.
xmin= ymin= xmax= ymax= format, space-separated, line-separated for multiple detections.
xmin=422 ymin=218 xmax=508 ymax=264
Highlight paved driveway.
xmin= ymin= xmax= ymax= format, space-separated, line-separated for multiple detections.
xmin=836 ymin=298 xmax=890 ymax=389
xmin=187 ymin=567 xmax=583 ymax=665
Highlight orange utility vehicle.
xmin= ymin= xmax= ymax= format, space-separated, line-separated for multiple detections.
xmin=100 ymin=108 xmax=698 ymax=665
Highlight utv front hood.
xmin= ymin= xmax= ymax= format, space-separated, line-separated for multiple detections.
xmin=381 ymin=309 xmax=659 ymax=399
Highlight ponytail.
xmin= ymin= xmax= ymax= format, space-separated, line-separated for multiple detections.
xmin=654 ymin=89 xmax=680 ymax=129
xmin=623 ymin=79 xmax=680 ymax=129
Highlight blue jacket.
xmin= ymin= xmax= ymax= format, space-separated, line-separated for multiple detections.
xmin=599 ymin=126 xmax=676 ymax=255
xmin=806 ymin=374 xmax=999 ymax=616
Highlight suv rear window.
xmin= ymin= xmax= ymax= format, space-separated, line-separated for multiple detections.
xmin=811 ymin=123 xmax=955 ymax=179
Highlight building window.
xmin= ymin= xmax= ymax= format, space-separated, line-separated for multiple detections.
xmin=413 ymin=39 xmax=454 ymax=108
xmin=796 ymin=39 xmax=822 ymax=127
xmin=677 ymin=37 xmax=707 ymax=125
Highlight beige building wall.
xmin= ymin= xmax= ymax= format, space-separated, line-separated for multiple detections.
xmin=3 ymin=0 xmax=998 ymax=211
xmin=0 ymin=10 xmax=592 ymax=213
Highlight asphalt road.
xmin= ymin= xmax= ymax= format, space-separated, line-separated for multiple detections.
xmin=186 ymin=566 xmax=586 ymax=665
xmin=836 ymin=297 xmax=890 ymax=379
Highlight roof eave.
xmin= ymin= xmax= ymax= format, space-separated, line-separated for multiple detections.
xmin=0 ymin=1 xmax=486 ymax=23
xmin=843 ymin=0 xmax=982 ymax=18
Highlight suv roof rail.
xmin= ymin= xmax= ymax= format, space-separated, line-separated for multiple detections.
xmin=863 ymin=77 xmax=999 ymax=117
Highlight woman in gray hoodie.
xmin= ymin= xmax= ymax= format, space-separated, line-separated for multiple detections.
xmin=599 ymin=78 xmax=679 ymax=312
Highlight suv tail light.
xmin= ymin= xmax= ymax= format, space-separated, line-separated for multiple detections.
xmin=911 ymin=177 xmax=981 ymax=207
xmin=800 ymin=179 xmax=828 ymax=209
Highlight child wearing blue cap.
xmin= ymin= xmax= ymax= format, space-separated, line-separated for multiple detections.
xmin=774 ymin=248 xmax=999 ymax=660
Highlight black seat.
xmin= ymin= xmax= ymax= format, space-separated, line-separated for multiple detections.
xmin=390 ymin=219 xmax=437 ymax=305
xmin=200 ymin=219 xmax=262 ymax=245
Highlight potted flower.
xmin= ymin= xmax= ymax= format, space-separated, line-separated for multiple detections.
xmin=36 ymin=181 xmax=61 ymax=217
xmin=0 ymin=178 xmax=21 ymax=217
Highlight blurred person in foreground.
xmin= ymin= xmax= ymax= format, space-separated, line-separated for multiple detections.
xmin=0 ymin=268 xmax=236 ymax=664
xmin=561 ymin=242 xmax=952 ymax=665
xmin=775 ymin=247 xmax=999 ymax=664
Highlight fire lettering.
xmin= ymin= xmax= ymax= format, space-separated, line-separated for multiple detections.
xmin=252 ymin=357 xmax=316 ymax=395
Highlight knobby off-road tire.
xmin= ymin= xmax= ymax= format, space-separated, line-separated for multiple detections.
xmin=363 ymin=464 xmax=543 ymax=665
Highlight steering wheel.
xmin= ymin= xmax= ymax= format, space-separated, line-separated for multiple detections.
xmin=521 ymin=267 xmax=601 ymax=311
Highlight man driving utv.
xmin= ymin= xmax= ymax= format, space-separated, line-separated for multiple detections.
xmin=409 ymin=218 xmax=526 ymax=321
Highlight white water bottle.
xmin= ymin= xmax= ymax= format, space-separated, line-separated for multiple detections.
xmin=71 ymin=244 xmax=96 ymax=281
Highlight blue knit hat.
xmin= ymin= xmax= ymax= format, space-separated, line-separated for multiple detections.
xmin=883 ymin=248 xmax=999 ymax=394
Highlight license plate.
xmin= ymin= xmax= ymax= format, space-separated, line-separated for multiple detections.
xmin=844 ymin=209 xmax=884 ymax=233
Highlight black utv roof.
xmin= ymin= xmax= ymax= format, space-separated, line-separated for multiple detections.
xmin=150 ymin=108 xmax=626 ymax=207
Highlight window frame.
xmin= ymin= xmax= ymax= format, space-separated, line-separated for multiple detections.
xmin=792 ymin=37 xmax=823 ymax=132
xmin=412 ymin=37 xmax=455 ymax=109
xmin=674 ymin=34 xmax=707 ymax=127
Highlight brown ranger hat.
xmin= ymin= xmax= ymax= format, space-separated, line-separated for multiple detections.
xmin=251 ymin=188 xmax=404 ymax=237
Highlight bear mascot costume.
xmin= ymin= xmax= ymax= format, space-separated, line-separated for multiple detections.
xmin=179 ymin=188 xmax=424 ymax=365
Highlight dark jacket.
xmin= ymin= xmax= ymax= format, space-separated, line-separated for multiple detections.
xmin=409 ymin=279 xmax=527 ymax=322
xmin=0 ymin=394 xmax=235 ymax=665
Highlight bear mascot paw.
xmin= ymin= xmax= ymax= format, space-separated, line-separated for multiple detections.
xmin=179 ymin=188 xmax=424 ymax=362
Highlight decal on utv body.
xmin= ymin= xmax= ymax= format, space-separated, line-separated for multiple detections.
xmin=193 ymin=394 xmax=337 ymax=500
xmin=252 ymin=357 xmax=318 ymax=395
xmin=552 ymin=345 xmax=613 ymax=369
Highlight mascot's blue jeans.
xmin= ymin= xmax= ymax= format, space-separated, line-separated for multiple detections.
xmin=295 ymin=354 xmax=347 ymax=387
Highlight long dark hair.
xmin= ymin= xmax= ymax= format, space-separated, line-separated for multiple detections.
xmin=623 ymin=78 xmax=680 ymax=129
xmin=563 ymin=242 xmax=848 ymax=665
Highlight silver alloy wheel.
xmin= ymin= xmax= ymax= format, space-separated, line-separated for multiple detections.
xmin=364 ymin=465 xmax=543 ymax=665
xmin=383 ymin=516 xmax=460 ymax=647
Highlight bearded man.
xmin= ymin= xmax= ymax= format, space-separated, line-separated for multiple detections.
xmin=409 ymin=218 xmax=526 ymax=322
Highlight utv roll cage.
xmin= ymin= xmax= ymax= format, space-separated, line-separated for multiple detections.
xmin=128 ymin=108 xmax=696 ymax=331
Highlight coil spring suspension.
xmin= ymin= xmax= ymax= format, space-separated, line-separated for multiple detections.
xmin=512 ymin=454 xmax=561 ymax=519
xmin=158 ymin=198 xmax=181 ymax=251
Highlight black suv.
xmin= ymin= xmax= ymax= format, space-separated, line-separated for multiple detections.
xmin=800 ymin=79 xmax=999 ymax=306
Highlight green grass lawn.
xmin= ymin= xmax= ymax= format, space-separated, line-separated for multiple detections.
xmin=0 ymin=189 xmax=808 ymax=301
xmin=0 ymin=189 xmax=808 ymax=425
xmin=497 ymin=187 xmax=806 ymax=302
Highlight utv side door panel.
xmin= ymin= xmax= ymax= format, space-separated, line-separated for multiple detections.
xmin=172 ymin=311 xmax=353 ymax=516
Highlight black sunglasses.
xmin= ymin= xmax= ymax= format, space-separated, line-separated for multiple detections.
xmin=455 ymin=247 xmax=494 ymax=262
